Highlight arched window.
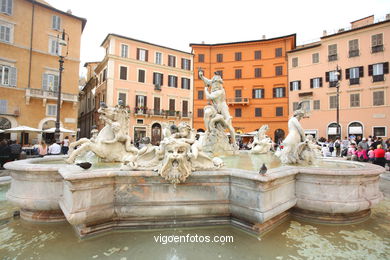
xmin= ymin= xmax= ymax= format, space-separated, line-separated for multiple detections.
xmin=348 ymin=122 xmax=363 ymax=139
xmin=151 ymin=123 xmax=162 ymax=145
xmin=327 ymin=123 xmax=341 ymax=140
xmin=0 ymin=117 xmax=11 ymax=130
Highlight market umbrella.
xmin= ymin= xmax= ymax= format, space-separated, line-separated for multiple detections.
xmin=0 ymin=129 xmax=4 ymax=133
xmin=5 ymin=125 xmax=42 ymax=145
xmin=43 ymin=127 xmax=76 ymax=134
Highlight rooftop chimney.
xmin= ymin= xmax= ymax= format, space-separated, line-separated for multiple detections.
xmin=66 ymin=9 xmax=72 ymax=14
xmin=351 ymin=15 xmax=374 ymax=29
xmin=262 ymin=35 xmax=266 ymax=39
xmin=323 ymin=30 xmax=327 ymax=36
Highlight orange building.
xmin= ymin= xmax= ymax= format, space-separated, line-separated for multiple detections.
xmin=0 ymin=0 xmax=86 ymax=144
xmin=191 ymin=34 xmax=296 ymax=142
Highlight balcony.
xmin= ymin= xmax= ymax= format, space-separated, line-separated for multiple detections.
xmin=134 ymin=107 xmax=148 ymax=116
xmin=154 ymin=84 xmax=162 ymax=91
xmin=349 ymin=78 xmax=360 ymax=85
xmin=328 ymin=54 xmax=338 ymax=61
xmin=349 ymin=50 xmax=359 ymax=58
xmin=227 ymin=98 xmax=249 ymax=105
xmin=25 ymin=88 xmax=78 ymax=107
xmin=372 ymin=45 xmax=384 ymax=53
xmin=372 ymin=74 xmax=384 ymax=82
xmin=0 ymin=107 xmax=20 ymax=117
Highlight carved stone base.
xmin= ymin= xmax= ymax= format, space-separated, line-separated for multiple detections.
xmin=202 ymin=131 xmax=237 ymax=156
xmin=291 ymin=208 xmax=371 ymax=225
xmin=20 ymin=209 xmax=66 ymax=222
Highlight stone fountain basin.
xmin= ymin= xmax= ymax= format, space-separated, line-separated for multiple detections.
xmin=4 ymin=156 xmax=385 ymax=237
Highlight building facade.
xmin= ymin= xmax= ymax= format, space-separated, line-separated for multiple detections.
xmin=191 ymin=34 xmax=296 ymax=143
xmin=0 ymin=0 xmax=86 ymax=143
xmin=85 ymin=34 xmax=193 ymax=145
xmin=288 ymin=15 xmax=390 ymax=140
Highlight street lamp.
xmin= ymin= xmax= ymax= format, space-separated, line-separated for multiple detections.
xmin=335 ymin=65 xmax=341 ymax=138
xmin=54 ymin=29 xmax=69 ymax=143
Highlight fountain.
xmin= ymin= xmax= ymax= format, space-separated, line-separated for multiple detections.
xmin=1 ymin=71 xmax=389 ymax=258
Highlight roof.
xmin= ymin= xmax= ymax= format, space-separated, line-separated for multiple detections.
xmin=25 ymin=0 xmax=87 ymax=31
xmin=84 ymin=61 xmax=101 ymax=67
xmin=189 ymin=33 xmax=296 ymax=47
xmin=100 ymin=34 xmax=193 ymax=55
xmin=288 ymin=42 xmax=321 ymax=54
xmin=321 ymin=18 xmax=390 ymax=40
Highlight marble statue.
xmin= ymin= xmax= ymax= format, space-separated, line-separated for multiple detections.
xmin=66 ymin=102 xmax=138 ymax=165
xmin=199 ymin=70 xmax=238 ymax=155
xmin=275 ymin=102 xmax=317 ymax=164
xmin=250 ymin=125 xmax=274 ymax=154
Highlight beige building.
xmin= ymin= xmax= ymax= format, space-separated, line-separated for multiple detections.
xmin=288 ymin=15 xmax=390 ymax=140
xmin=80 ymin=34 xmax=193 ymax=145
xmin=0 ymin=0 xmax=86 ymax=143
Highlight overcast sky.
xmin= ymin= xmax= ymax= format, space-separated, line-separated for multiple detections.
xmin=46 ymin=0 xmax=389 ymax=76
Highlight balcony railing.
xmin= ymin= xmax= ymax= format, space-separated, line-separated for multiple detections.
xmin=25 ymin=88 xmax=78 ymax=102
xmin=349 ymin=50 xmax=359 ymax=58
xmin=349 ymin=78 xmax=360 ymax=85
xmin=329 ymin=81 xmax=338 ymax=88
xmin=140 ymin=109 xmax=192 ymax=118
xmin=372 ymin=45 xmax=384 ymax=53
xmin=227 ymin=98 xmax=249 ymax=105
xmin=372 ymin=74 xmax=384 ymax=82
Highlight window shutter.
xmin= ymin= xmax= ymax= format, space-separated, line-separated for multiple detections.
xmin=135 ymin=95 xmax=139 ymax=107
xmin=346 ymin=68 xmax=350 ymax=79
xmin=282 ymin=87 xmax=286 ymax=97
xmin=337 ymin=69 xmax=342 ymax=80
xmin=289 ymin=82 xmax=293 ymax=91
xmin=54 ymin=75 xmax=59 ymax=90
xmin=136 ymin=48 xmax=140 ymax=60
xmin=161 ymin=74 xmax=164 ymax=86
xmin=188 ymin=60 xmax=191 ymax=71
xmin=181 ymin=78 xmax=184 ymax=89
xmin=320 ymin=77 xmax=323 ymax=87
xmin=368 ymin=65 xmax=373 ymax=76
xmin=144 ymin=96 xmax=147 ymax=109
xmin=6 ymin=0 xmax=12 ymax=15
xmin=175 ymin=76 xmax=178 ymax=88
xmin=181 ymin=58 xmax=184 ymax=69
xmin=252 ymin=89 xmax=255 ymax=98
xmin=298 ymin=81 xmax=301 ymax=90
xmin=9 ymin=67 xmax=17 ymax=87
xmin=384 ymin=62 xmax=389 ymax=74
xmin=153 ymin=73 xmax=156 ymax=85
xmin=145 ymin=50 xmax=149 ymax=62
xmin=57 ymin=16 xmax=61 ymax=30
xmin=359 ymin=66 xmax=364 ymax=77
xmin=42 ymin=73 xmax=48 ymax=90
xmin=261 ymin=89 xmax=264 ymax=98
xmin=325 ymin=72 xmax=329 ymax=82
xmin=273 ymin=88 xmax=276 ymax=98
xmin=310 ymin=78 xmax=313 ymax=88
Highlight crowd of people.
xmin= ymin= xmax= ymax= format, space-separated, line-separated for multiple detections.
xmin=0 ymin=136 xmax=71 ymax=169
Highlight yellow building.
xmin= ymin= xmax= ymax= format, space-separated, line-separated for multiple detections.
xmin=0 ymin=0 xmax=86 ymax=144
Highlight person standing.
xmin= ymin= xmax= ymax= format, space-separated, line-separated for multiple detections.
xmin=38 ymin=141 xmax=48 ymax=157
xmin=385 ymin=148 xmax=390 ymax=170
xmin=328 ymin=139 xmax=335 ymax=157
xmin=358 ymin=138 xmax=369 ymax=153
xmin=0 ymin=140 xmax=10 ymax=168
xmin=48 ymin=141 xmax=61 ymax=155
xmin=9 ymin=140 xmax=22 ymax=161
xmin=62 ymin=136 xmax=70 ymax=155
xmin=373 ymin=145 xmax=386 ymax=167
xmin=334 ymin=138 xmax=341 ymax=157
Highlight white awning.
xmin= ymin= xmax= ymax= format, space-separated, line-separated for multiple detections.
xmin=349 ymin=126 xmax=363 ymax=134
xmin=328 ymin=127 xmax=338 ymax=135
xmin=305 ymin=130 xmax=317 ymax=135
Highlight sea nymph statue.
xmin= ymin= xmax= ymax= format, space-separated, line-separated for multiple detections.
xmin=250 ymin=124 xmax=274 ymax=154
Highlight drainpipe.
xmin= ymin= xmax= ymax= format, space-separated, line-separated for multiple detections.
xmin=27 ymin=0 xmax=35 ymax=88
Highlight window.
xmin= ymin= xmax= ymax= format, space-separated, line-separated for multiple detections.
xmin=329 ymin=95 xmax=337 ymax=109
xmin=255 ymin=108 xmax=262 ymax=117
xmin=168 ymin=55 xmax=176 ymax=67
xmin=275 ymin=48 xmax=282 ymax=57
xmin=119 ymin=66 xmax=127 ymax=80
xmin=273 ymin=87 xmax=286 ymax=98
xmin=275 ymin=107 xmax=283 ymax=116
xmin=169 ymin=99 xmax=175 ymax=115
xmin=328 ymin=44 xmax=337 ymax=61
xmin=215 ymin=70 xmax=223 ymax=78
xmin=138 ymin=69 xmax=145 ymax=83
xmin=290 ymin=81 xmax=301 ymax=91
xmin=198 ymin=90 xmax=204 ymax=100
xmin=135 ymin=95 xmax=147 ymax=110
xmin=254 ymin=68 xmax=261 ymax=78
xmin=275 ymin=66 xmax=283 ymax=76
xmin=118 ymin=93 xmax=127 ymax=106
xmin=52 ymin=15 xmax=61 ymax=30
xmin=348 ymin=39 xmax=359 ymax=57
xmin=154 ymin=97 xmax=161 ymax=112
xmin=252 ymin=88 xmax=264 ymax=99
xmin=292 ymin=57 xmax=298 ymax=67
xmin=103 ymin=69 xmax=107 ymax=82
xmin=197 ymin=108 xmax=204 ymax=117
xmin=0 ymin=65 xmax=16 ymax=86
xmin=1 ymin=0 xmax=13 ymax=15
xmin=182 ymin=100 xmax=189 ymax=117
xmin=235 ymin=89 xmax=242 ymax=98
xmin=153 ymin=72 xmax=163 ymax=87
xmin=198 ymin=54 xmax=204 ymax=62
xmin=136 ymin=119 xmax=144 ymax=124
xmin=254 ymin=50 xmax=261 ymax=60
xmin=312 ymin=53 xmax=319 ymax=64
xmin=346 ymin=67 xmax=363 ymax=85
xmin=155 ymin=52 xmax=162 ymax=65
xmin=373 ymin=127 xmax=386 ymax=137
xmin=168 ymin=75 xmax=178 ymax=88
xmin=235 ymin=52 xmax=242 ymax=61
xmin=235 ymin=69 xmax=242 ymax=79
xmin=373 ymin=91 xmax=384 ymax=106
xmin=369 ymin=62 xmax=388 ymax=82
xmin=121 ymin=44 xmax=128 ymax=58
xmin=0 ymin=99 xmax=7 ymax=114
xmin=137 ymin=48 xmax=148 ymax=62
xmin=371 ymin=33 xmax=383 ymax=53
xmin=217 ymin=54 xmax=223 ymax=62
xmin=326 ymin=70 xmax=341 ymax=87
xmin=235 ymin=108 xmax=242 ymax=117
xmin=310 ymin=77 xmax=322 ymax=88
xmin=46 ymin=104 xmax=57 ymax=116
xmin=350 ymin=93 xmax=360 ymax=107
xmin=181 ymin=58 xmax=191 ymax=70
xmin=181 ymin=78 xmax=190 ymax=89
xmin=0 ymin=23 xmax=11 ymax=43
xmin=48 ymin=37 xmax=61 ymax=55
xmin=313 ymin=100 xmax=320 ymax=110
xmin=42 ymin=73 xmax=59 ymax=91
